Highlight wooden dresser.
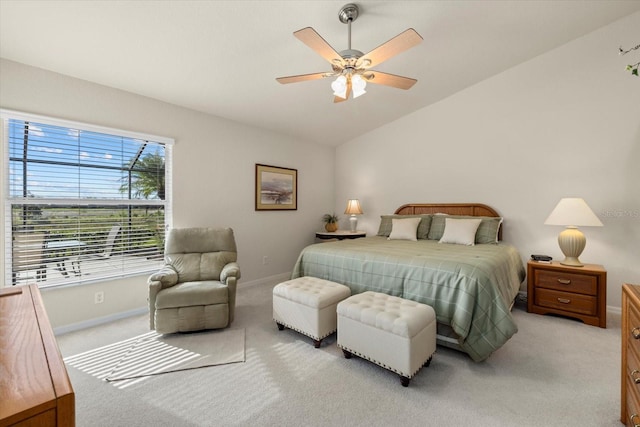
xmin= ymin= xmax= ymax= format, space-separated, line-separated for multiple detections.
xmin=0 ymin=284 xmax=75 ymax=427
xmin=527 ymin=261 xmax=607 ymax=328
xmin=622 ymin=284 xmax=640 ymax=427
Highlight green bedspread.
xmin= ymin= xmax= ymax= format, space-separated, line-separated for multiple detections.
xmin=291 ymin=236 xmax=526 ymax=362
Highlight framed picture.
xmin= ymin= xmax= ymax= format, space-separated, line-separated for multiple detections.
xmin=255 ymin=164 xmax=297 ymax=210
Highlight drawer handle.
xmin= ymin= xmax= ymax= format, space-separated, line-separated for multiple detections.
xmin=557 ymin=298 xmax=571 ymax=304
xmin=630 ymin=413 xmax=640 ymax=427
xmin=557 ymin=278 xmax=571 ymax=285
xmin=632 ymin=327 xmax=640 ymax=340
xmin=632 ymin=370 xmax=640 ymax=384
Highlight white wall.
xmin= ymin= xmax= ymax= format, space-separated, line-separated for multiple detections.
xmin=336 ymin=12 xmax=640 ymax=309
xmin=0 ymin=59 xmax=334 ymax=328
xmin=1 ymin=11 xmax=637 ymax=329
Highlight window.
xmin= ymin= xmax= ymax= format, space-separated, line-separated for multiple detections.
xmin=2 ymin=110 xmax=173 ymax=287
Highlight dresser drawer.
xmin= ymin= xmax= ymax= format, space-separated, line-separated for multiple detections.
xmin=534 ymin=288 xmax=597 ymax=316
xmin=630 ymin=303 xmax=640 ymax=348
xmin=626 ymin=381 xmax=640 ymax=427
xmin=534 ymin=269 xmax=597 ymax=295
xmin=627 ymin=339 xmax=640 ymax=391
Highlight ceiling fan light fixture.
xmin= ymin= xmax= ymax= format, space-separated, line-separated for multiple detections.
xmin=275 ymin=3 xmax=422 ymax=102
xmin=332 ymin=75 xmax=348 ymax=98
xmin=351 ymin=74 xmax=366 ymax=98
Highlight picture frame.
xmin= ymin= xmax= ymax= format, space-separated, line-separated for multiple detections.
xmin=255 ymin=164 xmax=297 ymax=211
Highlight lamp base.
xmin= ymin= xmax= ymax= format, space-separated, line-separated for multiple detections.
xmin=559 ymin=257 xmax=584 ymax=267
xmin=349 ymin=215 xmax=358 ymax=232
xmin=557 ymin=226 xmax=586 ymax=268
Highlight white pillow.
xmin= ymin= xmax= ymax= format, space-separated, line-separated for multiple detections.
xmin=439 ymin=218 xmax=482 ymax=246
xmin=388 ymin=217 xmax=422 ymax=241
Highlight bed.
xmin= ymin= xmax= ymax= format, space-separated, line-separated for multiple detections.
xmin=291 ymin=203 xmax=526 ymax=362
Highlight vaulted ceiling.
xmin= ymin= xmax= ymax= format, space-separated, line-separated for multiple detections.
xmin=1 ymin=1 xmax=638 ymax=146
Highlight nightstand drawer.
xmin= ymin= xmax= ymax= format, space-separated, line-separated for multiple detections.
xmin=527 ymin=261 xmax=606 ymax=328
xmin=534 ymin=288 xmax=597 ymax=316
xmin=535 ymin=270 xmax=597 ymax=295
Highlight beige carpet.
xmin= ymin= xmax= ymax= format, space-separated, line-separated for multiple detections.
xmin=64 ymin=328 xmax=245 ymax=384
xmin=58 ymin=283 xmax=622 ymax=426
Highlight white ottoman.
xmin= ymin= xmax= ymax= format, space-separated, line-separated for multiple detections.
xmin=273 ymin=277 xmax=351 ymax=348
xmin=337 ymin=291 xmax=436 ymax=387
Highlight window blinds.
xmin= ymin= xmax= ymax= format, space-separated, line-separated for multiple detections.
xmin=2 ymin=111 xmax=173 ymax=287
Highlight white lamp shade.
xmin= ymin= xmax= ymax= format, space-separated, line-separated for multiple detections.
xmin=351 ymin=74 xmax=367 ymax=98
xmin=332 ymin=75 xmax=348 ymax=99
xmin=344 ymin=199 xmax=363 ymax=215
xmin=544 ymin=198 xmax=603 ymax=227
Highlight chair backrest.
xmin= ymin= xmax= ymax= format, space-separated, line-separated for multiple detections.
xmin=103 ymin=224 xmax=121 ymax=257
xmin=164 ymin=227 xmax=237 ymax=282
xmin=12 ymin=232 xmax=46 ymax=272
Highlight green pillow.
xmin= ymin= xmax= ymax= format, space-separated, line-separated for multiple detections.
xmin=377 ymin=214 xmax=432 ymax=239
xmin=427 ymin=215 xmax=502 ymax=244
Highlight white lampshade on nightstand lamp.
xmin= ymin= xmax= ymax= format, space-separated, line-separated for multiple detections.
xmin=544 ymin=198 xmax=603 ymax=267
xmin=344 ymin=199 xmax=363 ymax=232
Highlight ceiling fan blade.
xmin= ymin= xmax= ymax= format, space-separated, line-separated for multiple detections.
xmin=276 ymin=72 xmax=329 ymax=84
xmin=364 ymin=71 xmax=417 ymax=90
xmin=358 ymin=28 xmax=423 ymax=68
xmin=294 ymin=27 xmax=343 ymax=65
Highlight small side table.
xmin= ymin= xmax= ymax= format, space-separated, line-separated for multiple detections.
xmin=315 ymin=230 xmax=366 ymax=242
xmin=526 ymin=260 xmax=607 ymax=328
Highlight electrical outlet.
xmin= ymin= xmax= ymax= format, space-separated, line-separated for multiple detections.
xmin=94 ymin=291 xmax=104 ymax=304
xmin=262 ymin=256 xmax=269 ymax=265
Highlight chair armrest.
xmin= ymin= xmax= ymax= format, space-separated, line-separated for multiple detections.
xmin=221 ymin=262 xmax=241 ymax=284
xmin=148 ymin=265 xmax=178 ymax=330
xmin=148 ymin=265 xmax=179 ymax=288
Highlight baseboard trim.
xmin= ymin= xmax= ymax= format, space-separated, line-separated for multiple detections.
xmin=53 ymin=272 xmax=292 ymax=336
xmin=54 ymin=306 xmax=148 ymax=336
xmin=608 ymin=305 xmax=621 ymax=316
xmin=238 ymin=272 xmax=291 ymax=289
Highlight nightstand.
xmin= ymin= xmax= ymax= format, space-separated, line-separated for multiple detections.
xmin=527 ymin=261 xmax=607 ymax=328
xmin=315 ymin=230 xmax=366 ymax=242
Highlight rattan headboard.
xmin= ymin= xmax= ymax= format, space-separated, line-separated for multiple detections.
xmin=394 ymin=203 xmax=503 ymax=241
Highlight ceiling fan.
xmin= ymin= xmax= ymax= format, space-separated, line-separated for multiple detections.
xmin=276 ymin=3 xmax=423 ymax=103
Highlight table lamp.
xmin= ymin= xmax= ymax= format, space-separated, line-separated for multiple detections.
xmin=344 ymin=199 xmax=363 ymax=232
xmin=544 ymin=198 xmax=603 ymax=267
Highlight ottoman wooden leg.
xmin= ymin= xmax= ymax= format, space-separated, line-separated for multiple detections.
xmin=313 ymin=339 xmax=322 ymax=348
xmin=400 ymin=376 xmax=410 ymax=387
xmin=342 ymin=349 xmax=352 ymax=359
xmin=424 ymin=355 xmax=433 ymax=367
xmin=276 ymin=322 xmax=284 ymax=331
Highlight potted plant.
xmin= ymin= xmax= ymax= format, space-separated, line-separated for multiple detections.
xmin=322 ymin=213 xmax=339 ymax=232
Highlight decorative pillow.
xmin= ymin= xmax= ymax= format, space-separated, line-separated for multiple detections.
xmin=388 ymin=217 xmax=422 ymax=241
xmin=427 ymin=214 xmax=449 ymax=240
xmin=475 ymin=217 xmax=503 ymax=244
xmin=377 ymin=215 xmax=432 ymax=239
xmin=439 ymin=218 xmax=482 ymax=246
xmin=428 ymin=215 xmax=503 ymax=243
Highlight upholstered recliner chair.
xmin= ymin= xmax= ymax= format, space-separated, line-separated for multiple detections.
xmin=148 ymin=227 xmax=240 ymax=334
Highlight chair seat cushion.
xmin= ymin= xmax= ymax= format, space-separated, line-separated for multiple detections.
xmin=155 ymin=281 xmax=228 ymax=309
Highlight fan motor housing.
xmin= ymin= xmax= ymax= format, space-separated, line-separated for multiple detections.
xmin=339 ymin=49 xmax=364 ymax=60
